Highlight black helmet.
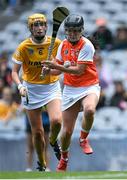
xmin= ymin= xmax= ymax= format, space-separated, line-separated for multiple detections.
xmin=64 ymin=14 xmax=84 ymax=29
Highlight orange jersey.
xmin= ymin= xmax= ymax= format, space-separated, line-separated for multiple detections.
xmin=56 ymin=37 xmax=99 ymax=87
xmin=12 ymin=36 xmax=61 ymax=84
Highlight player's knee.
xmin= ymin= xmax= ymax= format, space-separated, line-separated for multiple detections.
xmin=51 ymin=117 xmax=61 ymax=127
xmin=34 ymin=129 xmax=44 ymax=140
xmin=85 ymin=106 xmax=95 ymax=118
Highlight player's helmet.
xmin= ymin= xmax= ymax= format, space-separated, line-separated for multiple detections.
xmin=28 ymin=13 xmax=47 ymax=31
xmin=64 ymin=14 xmax=84 ymax=43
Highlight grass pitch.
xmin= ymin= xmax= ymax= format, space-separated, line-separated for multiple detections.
xmin=0 ymin=171 xmax=127 ymax=179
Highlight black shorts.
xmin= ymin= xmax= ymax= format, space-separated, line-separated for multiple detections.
xmin=25 ymin=112 xmax=50 ymax=133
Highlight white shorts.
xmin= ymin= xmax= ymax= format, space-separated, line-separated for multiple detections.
xmin=22 ymin=81 xmax=62 ymax=110
xmin=62 ymin=84 xmax=101 ymax=111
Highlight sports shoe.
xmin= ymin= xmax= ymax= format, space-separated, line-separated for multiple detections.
xmin=45 ymin=167 xmax=51 ymax=172
xmin=79 ymin=138 xmax=93 ymax=154
xmin=36 ymin=161 xmax=46 ymax=171
xmin=25 ymin=168 xmax=32 ymax=172
xmin=56 ymin=158 xmax=68 ymax=172
xmin=50 ymin=141 xmax=61 ymax=160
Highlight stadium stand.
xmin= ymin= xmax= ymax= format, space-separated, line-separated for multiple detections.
xmin=1 ymin=0 xmax=127 ymax=171
xmin=1 ymin=0 xmax=127 ymax=135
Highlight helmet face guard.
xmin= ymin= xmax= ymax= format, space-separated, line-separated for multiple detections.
xmin=28 ymin=13 xmax=47 ymax=40
xmin=65 ymin=27 xmax=84 ymax=43
xmin=64 ymin=14 xmax=84 ymax=43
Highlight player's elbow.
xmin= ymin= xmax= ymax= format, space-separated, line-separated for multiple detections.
xmin=11 ymin=71 xmax=15 ymax=80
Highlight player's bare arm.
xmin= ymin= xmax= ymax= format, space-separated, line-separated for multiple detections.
xmin=42 ymin=65 xmax=61 ymax=76
xmin=11 ymin=63 xmax=21 ymax=85
xmin=12 ymin=63 xmax=28 ymax=97
xmin=42 ymin=61 xmax=87 ymax=75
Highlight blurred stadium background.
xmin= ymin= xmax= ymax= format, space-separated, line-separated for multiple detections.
xmin=1 ymin=0 xmax=127 ymax=172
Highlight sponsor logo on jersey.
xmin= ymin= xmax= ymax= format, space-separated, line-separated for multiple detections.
xmin=64 ymin=49 xmax=68 ymax=55
xmin=28 ymin=60 xmax=41 ymax=68
xmin=27 ymin=48 xmax=34 ymax=55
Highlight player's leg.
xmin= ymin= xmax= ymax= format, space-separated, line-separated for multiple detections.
xmin=26 ymin=108 xmax=46 ymax=171
xmin=79 ymin=93 xmax=99 ymax=154
xmin=44 ymin=130 xmax=50 ymax=171
xmin=42 ymin=111 xmax=51 ymax=171
xmin=46 ymin=99 xmax=62 ymax=160
xmin=57 ymin=101 xmax=80 ymax=171
xmin=25 ymin=115 xmax=34 ymax=171
xmin=26 ymin=133 xmax=34 ymax=171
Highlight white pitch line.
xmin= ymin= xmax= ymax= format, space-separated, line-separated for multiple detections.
xmin=65 ymin=172 xmax=127 ymax=179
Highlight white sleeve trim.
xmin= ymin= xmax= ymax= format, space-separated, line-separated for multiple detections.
xmin=78 ymin=38 xmax=95 ymax=62
xmin=12 ymin=57 xmax=22 ymax=65
xmin=56 ymin=41 xmax=64 ymax=63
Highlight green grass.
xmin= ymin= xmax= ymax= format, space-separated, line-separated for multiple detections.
xmin=0 ymin=171 xmax=127 ymax=179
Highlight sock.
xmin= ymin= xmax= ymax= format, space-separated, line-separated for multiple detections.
xmin=61 ymin=151 xmax=69 ymax=161
xmin=80 ymin=130 xmax=89 ymax=140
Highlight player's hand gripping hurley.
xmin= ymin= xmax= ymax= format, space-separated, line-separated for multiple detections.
xmin=40 ymin=6 xmax=69 ymax=79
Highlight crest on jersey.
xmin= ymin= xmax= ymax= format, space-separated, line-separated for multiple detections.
xmin=64 ymin=49 xmax=68 ymax=55
xmin=27 ymin=48 xmax=34 ymax=55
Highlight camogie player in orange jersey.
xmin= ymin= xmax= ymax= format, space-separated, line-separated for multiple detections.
xmin=11 ymin=13 xmax=62 ymax=171
xmin=42 ymin=14 xmax=101 ymax=171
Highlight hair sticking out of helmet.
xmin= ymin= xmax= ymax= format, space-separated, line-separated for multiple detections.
xmin=28 ymin=13 xmax=47 ymax=31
